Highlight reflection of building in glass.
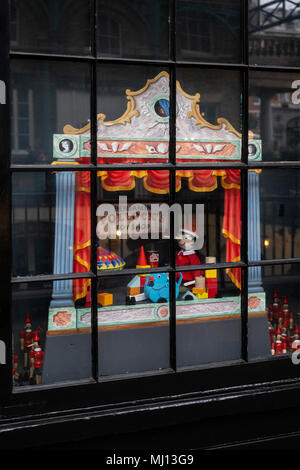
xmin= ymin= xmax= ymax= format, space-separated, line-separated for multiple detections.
xmin=249 ymin=78 xmax=300 ymax=157
xmin=249 ymin=0 xmax=300 ymax=65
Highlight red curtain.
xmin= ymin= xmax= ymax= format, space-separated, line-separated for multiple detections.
xmin=73 ymin=171 xmax=91 ymax=302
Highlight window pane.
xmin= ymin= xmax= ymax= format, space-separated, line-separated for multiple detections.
xmin=174 ymin=169 xmax=241 ymax=265
xmin=12 ymin=171 xmax=90 ymax=277
xmin=249 ymin=1 xmax=300 ymax=67
xmin=12 ymin=279 xmax=92 ymax=387
xmin=176 ymin=268 xmax=241 ymax=368
xmin=96 ymin=274 xmax=170 ymax=376
xmin=177 ymin=0 xmax=241 ymax=63
xmin=249 ymin=169 xmax=300 ymax=261
xmin=97 ymin=66 xmax=170 ymax=165
xmin=97 ymin=170 xmax=170 ymax=270
xmin=11 ymin=60 xmax=90 ymax=164
xmin=97 ymin=0 xmax=169 ymax=59
xmin=10 ymin=0 xmax=92 ymax=55
xmin=249 ymin=71 xmax=300 ymax=162
xmin=176 ymin=68 xmax=242 ymax=164
xmin=248 ymin=264 xmax=300 ymax=361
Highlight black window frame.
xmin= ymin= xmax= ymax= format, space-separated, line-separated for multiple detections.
xmin=2 ymin=0 xmax=300 ymax=423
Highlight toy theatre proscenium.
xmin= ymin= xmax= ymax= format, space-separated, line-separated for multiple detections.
xmin=39 ymin=71 xmax=268 ymax=383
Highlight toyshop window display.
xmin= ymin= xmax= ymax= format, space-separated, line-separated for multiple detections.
xmin=10 ymin=59 xmax=91 ymax=164
xmin=96 ymin=0 xmax=169 ymax=60
xmin=248 ymin=264 xmax=300 ymax=361
xmin=10 ymin=0 xmax=92 ymax=56
xmin=249 ymin=71 xmax=300 ymax=162
xmin=12 ymin=280 xmax=92 ymax=387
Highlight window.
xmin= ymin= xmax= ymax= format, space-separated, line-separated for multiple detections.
xmin=1 ymin=0 xmax=300 ymax=413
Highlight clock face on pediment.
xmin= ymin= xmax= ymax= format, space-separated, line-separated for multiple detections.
xmin=53 ymin=71 xmax=262 ymax=162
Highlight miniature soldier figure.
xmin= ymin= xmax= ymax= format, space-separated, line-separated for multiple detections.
xmin=13 ymin=355 xmax=19 ymax=383
xmin=275 ymin=339 xmax=283 ymax=355
xmin=282 ymin=296 xmax=292 ymax=323
xmin=291 ymin=325 xmax=300 ymax=352
xmin=271 ymin=341 xmax=276 ymax=355
xmin=20 ymin=313 xmax=34 ymax=368
xmin=274 ymin=325 xmax=283 ymax=354
xmin=281 ymin=320 xmax=288 ymax=344
xmin=268 ymin=320 xmax=275 ymax=345
xmin=289 ymin=312 xmax=294 ymax=330
xmin=29 ymin=332 xmax=44 ymax=385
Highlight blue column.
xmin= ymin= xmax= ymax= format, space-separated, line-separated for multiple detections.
xmin=248 ymin=171 xmax=263 ymax=292
xmin=50 ymin=171 xmax=75 ymax=307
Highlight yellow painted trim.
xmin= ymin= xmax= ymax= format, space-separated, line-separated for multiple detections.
xmin=74 ymin=254 xmax=90 ymax=271
xmin=126 ymin=71 xmax=170 ymax=97
xmin=143 ymin=176 xmax=170 ymax=194
xmin=101 ymin=176 xmax=135 ymax=192
xmin=222 ymin=228 xmax=241 ymax=245
xmin=73 ymin=278 xmax=91 ymax=303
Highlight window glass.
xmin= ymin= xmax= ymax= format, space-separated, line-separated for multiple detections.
xmin=250 ymin=169 xmax=300 ymax=261
xmin=11 ymin=60 xmax=91 ymax=165
xmin=176 ymin=268 xmax=241 ymax=368
xmin=176 ymin=68 xmax=242 ymax=163
xmin=97 ymin=65 xmax=170 ymax=166
xmin=12 ymin=280 xmax=92 ymax=387
xmin=12 ymin=171 xmax=90 ymax=278
xmin=176 ymin=0 xmax=241 ymax=63
xmin=249 ymin=71 xmax=300 ymax=161
xmin=97 ymin=170 xmax=170 ymax=271
xmin=97 ymin=274 xmax=170 ymax=377
xmin=174 ymin=169 xmax=241 ymax=265
xmin=97 ymin=0 xmax=169 ymax=59
xmin=249 ymin=0 xmax=300 ymax=67
xmin=248 ymin=264 xmax=300 ymax=361
xmin=10 ymin=0 xmax=92 ymax=55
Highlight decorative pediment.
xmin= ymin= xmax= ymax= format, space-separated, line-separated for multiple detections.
xmin=53 ymin=71 xmax=262 ymax=162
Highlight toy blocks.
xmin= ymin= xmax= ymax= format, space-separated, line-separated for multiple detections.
xmin=97 ymin=292 xmax=113 ymax=306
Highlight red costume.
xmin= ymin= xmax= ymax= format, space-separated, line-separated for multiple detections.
xmin=30 ymin=347 xmax=44 ymax=370
xmin=175 ymin=250 xmax=204 ymax=285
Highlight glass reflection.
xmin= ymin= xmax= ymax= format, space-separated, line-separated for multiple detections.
xmin=249 ymin=169 xmax=300 ymax=261
xmin=11 ymin=60 xmax=91 ymax=165
xmin=97 ymin=0 xmax=169 ymax=59
xmin=176 ymin=268 xmax=241 ymax=368
xmin=249 ymin=0 xmax=300 ymax=67
xmin=96 ymin=274 xmax=170 ymax=377
xmin=177 ymin=0 xmax=241 ymax=63
xmin=249 ymin=71 xmax=300 ymax=161
xmin=10 ymin=0 xmax=92 ymax=55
